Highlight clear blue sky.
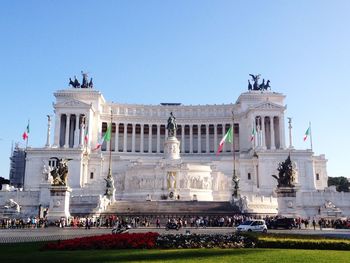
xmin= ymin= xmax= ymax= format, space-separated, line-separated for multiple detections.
xmin=0 ymin=0 xmax=349 ymax=179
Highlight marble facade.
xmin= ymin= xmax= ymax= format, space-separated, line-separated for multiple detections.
xmin=1 ymin=83 xmax=349 ymax=219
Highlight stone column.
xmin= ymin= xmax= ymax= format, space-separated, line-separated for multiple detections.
xmin=74 ymin=114 xmax=80 ymax=148
xmin=132 ymin=123 xmax=136 ymax=152
xmin=214 ymin=124 xmax=218 ymax=152
xmin=261 ymin=116 xmax=266 ymax=149
xmin=157 ymin=124 xmax=160 ymax=153
xmin=54 ymin=113 xmax=61 ymax=146
xmin=198 ymin=124 xmax=201 ymax=153
xmin=45 ymin=115 xmax=52 ymax=148
xmin=148 ymin=124 xmax=152 ymax=153
xmin=64 ymin=114 xmax=70 ymax=148
xmin=206 ymin=124 xmax=210 ymax=153
xmin=189 ymin=125 xmax=193 ymax=153
xmin=140 ymin=124 xmax=144 ymax=153
xmin=79 ymin=117 xmax=84 ymax=148
xmin=115 ymin=123 xmax=119 ymax=152
xmin=123 ymin=123 xmax=127 ymax=152
xmin=181 ymin=125 xmax=185 ymax=153
xmin=280 ymin=115 xmax=286 ymax=149
xmin=270 ymin=116 xmax=275 ymax=150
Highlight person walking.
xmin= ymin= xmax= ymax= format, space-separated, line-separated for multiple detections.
xmin=312 ymin=219 xmax=316 ymax=230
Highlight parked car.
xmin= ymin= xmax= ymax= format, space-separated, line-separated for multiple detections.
xmin=268 ymin=218 xmax=296 ymax=229
xmin=236 ymin=220 xmax=267 ymax=233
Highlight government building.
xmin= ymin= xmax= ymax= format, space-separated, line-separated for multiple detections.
xmin=1 ymin=74 xmax=349 ymax=220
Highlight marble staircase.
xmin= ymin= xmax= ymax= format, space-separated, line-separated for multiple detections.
xmin=102 ymin=200 xmax=239 ymax=216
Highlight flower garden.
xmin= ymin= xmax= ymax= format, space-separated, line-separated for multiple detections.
xmin=42 ymin=232 xmax=350 ymax=251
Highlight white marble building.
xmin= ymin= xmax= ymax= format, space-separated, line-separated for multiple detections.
xmin=1 ymin=81 xmax=350 ymax=219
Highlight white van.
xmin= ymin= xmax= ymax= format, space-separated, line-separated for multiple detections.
xmin=236 ymin=220 xmax=268 ymax=233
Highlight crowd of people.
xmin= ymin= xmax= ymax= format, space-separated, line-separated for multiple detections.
xmin=1 ymin=214 xmax=350 ymax=230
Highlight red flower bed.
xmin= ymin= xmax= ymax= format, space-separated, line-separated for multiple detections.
xmin=43 ymin=232 xmax=159 ymax=250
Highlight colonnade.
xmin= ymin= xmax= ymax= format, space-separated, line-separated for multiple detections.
xmin=100 ymin=122 xmax=239 ymax=154
xmin=57 ymin=113 xmax=85 ymax=148
xmin=254 ymin=115 xmax=284 ymax=149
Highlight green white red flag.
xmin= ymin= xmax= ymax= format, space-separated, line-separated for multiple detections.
xmin=93 ymin=124 xmax=111 ymax=150
xmin=84 ymin=125 xmax=89 ymax=145
xmin=303 ymin=126 xmax=310 ymax=141
xmin=22 ymin=121 xmax=30 ymax=140
xmin=250 ymin=126 xmax=256 ymax=142
xmin=216 ymin=127 xmax=233 ymax=155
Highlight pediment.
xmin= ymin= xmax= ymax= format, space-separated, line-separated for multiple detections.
xmin=59 ymin=99 xmax=91 ymax=108
xmin=251 ymin=101 xmax=285 ymax=110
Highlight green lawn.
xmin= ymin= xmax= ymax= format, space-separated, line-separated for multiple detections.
xmin=1 ymin=242 xmax=350 ymax=263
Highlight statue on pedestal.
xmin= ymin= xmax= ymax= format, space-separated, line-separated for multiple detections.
xmin=104 ymin=173 xmax=115 ymax=200
xmin=167 ymin=112 xmax=177 ymax=137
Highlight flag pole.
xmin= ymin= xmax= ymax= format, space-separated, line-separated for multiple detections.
xmin=232 ymin=111 xmax=239 ymax=200
xmin=309 ymin=121 xmax=313 ymax=151
xmin=26 ymin=119 xmax=29 ymax=149
xmin=108 ymin=110 xmax=112 ymax=175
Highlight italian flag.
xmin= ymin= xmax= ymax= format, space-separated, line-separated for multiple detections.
xmin=22 ymin=121 xmax=30 ymax=141
xmin=93 ymin=124 xmax=111 ymax=150
xmin=250 ymin=126 xmax=256 ymax=142
xmin=84 ymin=126 xmax=89 ymax=145
xmin=303 ymin=126 xmax=310 ymax=141
xmin=216 ymin=127 xmax=233 ymax=155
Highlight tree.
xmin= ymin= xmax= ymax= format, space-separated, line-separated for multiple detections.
xmin=0 ymin=176 xmax=10 ymax=190
xmin=328 ymin=176 xmax=350 ymax=192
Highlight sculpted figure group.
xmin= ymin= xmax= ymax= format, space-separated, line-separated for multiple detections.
xmin=49 ymin=157 xmax=72 ymax=186
xmin=272 ymin=155 xmax=296 ymax=188
xmin=248 ymin=74 xmax=271 ymax=91
xmin=69 ymin=71 xmax=93 ymax=89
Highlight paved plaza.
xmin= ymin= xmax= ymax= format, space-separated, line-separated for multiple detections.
xmin=1 ymin=227 xmax=349 ymax=243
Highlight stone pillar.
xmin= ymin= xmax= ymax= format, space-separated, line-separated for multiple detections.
xmin=164 ymin=137 xmax=180 ymax=160
xmin=140 ymin=124 xmax=144 ymax=153
xmin=214 ymin=124 xmax=217 ymax=152
xmin=261 ymin=116 xmax=266 ymax=149
xmin=270 ymin=116 xmax=275 ymax=150
xmin=197 ymin=124 xmax=201 ymax=153
xmin=189 ymin=125 xmax=193 ymax=153
xmin=288 ymin=117 xmax=293 ymax=149
xmin=276 ymin=187 xmax=298 ymax=218
xmin=132 ymin=123 xmax=136 ymax=152
xmin=54 ymin=113 xmax=60 ymax=146
xmin=123 ymin=123 xmax=127 ymax=152
xmin=79 ymin=118 xmax=84 ymax=148
xmin=148 ymin=124 xmax=152 ymax=153
xmin=181 ymin=125 xmax=185 ymax=153
xmin=64 ymin=114 xmax=70 ymax=148
xmin=74 ymin=114 xmax=80 ymax=148
xmin=47 ymin=186 xmax=72 ymax=223
xmin=165 ymin=127 xmax=168 ymax=139
xmin=279 ymin=115 xmax=286 ymax=149
xmin=45 ymin=115 xmax=52 ymax=148
xmin=206 ymin=124 xmax=210 ymax=153
xmin=157 ymin=124 xmax=160 ymax=153
xmin=115 ymin=123 xmax=119 ymax=152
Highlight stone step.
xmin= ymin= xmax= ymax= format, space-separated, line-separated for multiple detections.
xmin=103 ymin=201 xmax=238 ymax=215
